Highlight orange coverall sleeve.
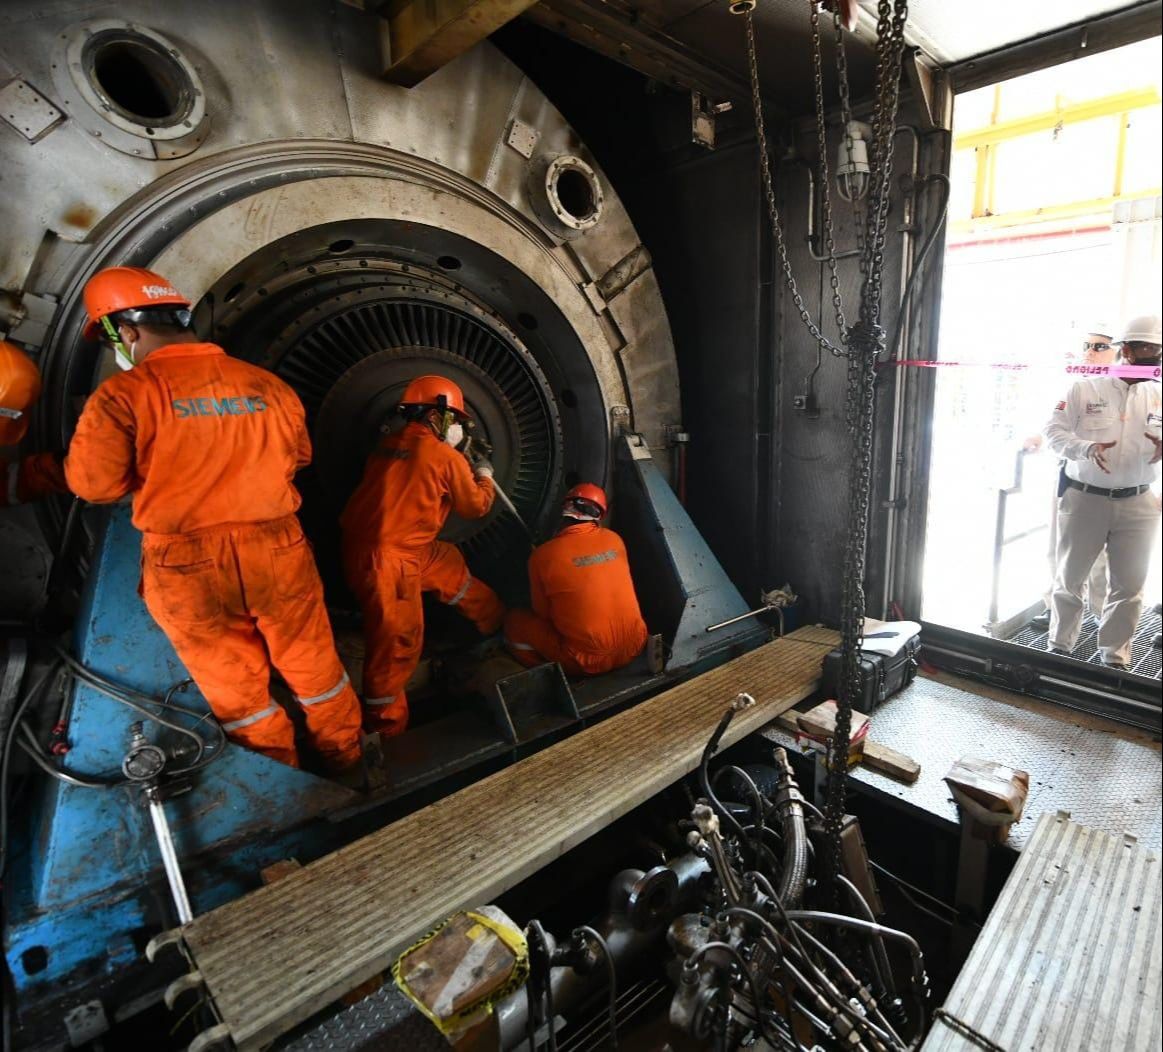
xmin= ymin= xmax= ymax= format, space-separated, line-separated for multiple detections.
xmin=446 ymin=453 xmax=494 ymax=519
xmin=64 ymin=387 xmax=139 ymax=504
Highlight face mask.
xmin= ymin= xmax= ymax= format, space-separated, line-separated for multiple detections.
xmin=115 ymin=340 xmax=136 ymax=371
xmin=444 ymin=422 xmax=464 ymax=448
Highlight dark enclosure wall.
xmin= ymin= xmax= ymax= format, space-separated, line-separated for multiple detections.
xmin=496 ymin=22 xmax=948 ymax=626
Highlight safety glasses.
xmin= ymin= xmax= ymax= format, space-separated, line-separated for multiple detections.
xmin=1081 ymin=341 xmax=1111 ymax=353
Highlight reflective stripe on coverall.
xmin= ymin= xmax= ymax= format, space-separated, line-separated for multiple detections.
xmin=142 ymin=516 xmax=362 ymax=768
xmin=64 ymin=343 xmax=362 ymax=769
xmin=1 ymin=451 xmax=68 ymax=507
xmin=503 ymin=522 xmax=648 ymax=675
xmin=341 ymin=421 xmax=500 ymax=735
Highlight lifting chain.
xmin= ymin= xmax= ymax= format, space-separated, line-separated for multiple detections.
xmin=827 ymin=0 xmax=909 ymax=906
xmin=745 ymin=11 xmax=845 ymax=359
xmin=742 ymin=0 xmax=910 ymax=903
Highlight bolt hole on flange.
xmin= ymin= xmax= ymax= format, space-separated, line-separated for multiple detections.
xmin=436 ymin=255 xmax=462 ymax=271
xmin=328 ymin=239 xmax=355 ymax=254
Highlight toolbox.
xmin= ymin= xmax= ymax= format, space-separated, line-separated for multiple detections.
xmin=820 ymin=628 xmax=921 ymax=712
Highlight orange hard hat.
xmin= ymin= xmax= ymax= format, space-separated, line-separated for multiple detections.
xmin=563 ymin=482 xmax=608 ymax=518
xmin=399 ymin=375 xmax=468 ymax=417
xmin=82 ymin=266 xmax=191 ymax=341
xmin=0 ymin=341 xmax=42 ymax=445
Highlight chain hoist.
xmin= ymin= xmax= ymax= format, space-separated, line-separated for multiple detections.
xmin=740 ymin=0 xmax=910 ymax=902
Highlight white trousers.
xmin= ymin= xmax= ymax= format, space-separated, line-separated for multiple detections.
xmin=1049 ymin=487 xmax=1160 ymax=665
xmin=1045 ymin=483 xmax=1108 ymax=616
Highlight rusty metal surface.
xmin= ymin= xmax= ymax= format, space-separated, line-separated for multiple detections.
xmin=179 ymin=631 xmax=831 ymax=1049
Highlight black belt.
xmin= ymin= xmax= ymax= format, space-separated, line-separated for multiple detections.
xmin=1065 ymin=477 xmax=1151 ymax=500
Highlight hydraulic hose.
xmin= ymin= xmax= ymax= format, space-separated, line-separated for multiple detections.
xmin=839 ymin=873 xmax=896 ymax=997
xmin=771 ymin=748 xmax=809 ymax=908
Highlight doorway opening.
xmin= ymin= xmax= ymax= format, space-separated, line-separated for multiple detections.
xmin=920 ymin=36 xmax=1162 ymax=679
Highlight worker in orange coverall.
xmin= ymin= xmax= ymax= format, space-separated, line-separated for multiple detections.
xmin=1 ymin=341 xmax=69 ymax=507
xmin=504 ymin=483 xmax=648 ymax=675
xmin=63 ymin=267 xmax=363 ymax=778
xmin=341 ymin=375 xmax=503 ymax=736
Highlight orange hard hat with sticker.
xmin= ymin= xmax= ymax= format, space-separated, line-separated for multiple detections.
xmin=82 ymin=267 xmax=191 ymax=341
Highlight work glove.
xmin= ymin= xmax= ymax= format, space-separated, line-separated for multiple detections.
xmin=473 ymin=456 xmax=494 ymax=479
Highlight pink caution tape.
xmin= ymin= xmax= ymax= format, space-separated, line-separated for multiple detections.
xmin=891 ymin=359 xmax=1161 ymax=380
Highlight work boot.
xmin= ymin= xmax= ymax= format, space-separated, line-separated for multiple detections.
xmin=1153 ymin=633 xmax=1162 ymax=649
xmin=1029 ymin=610 xmax=1051 ymax=630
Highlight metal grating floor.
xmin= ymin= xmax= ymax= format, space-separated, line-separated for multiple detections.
xmin=1007 ymin=608 xmax=1162 ymax=678
xmin=922 ymin=812 xmax=1162 ymax=1052
xmin=760 ymin=671 xmax=1162 ymax=850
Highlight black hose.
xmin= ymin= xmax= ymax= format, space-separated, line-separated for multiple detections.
xmin=713 ymin=764 xmax=767 ymax=864
xmin=17 ymin=726 xmax=126 ymax=789
xmin=0 ymin=662 xmax=59 ymax=877
xmin=699 ymin=706 xmax=749 ymax=842
xmin=54 ymin=648 xmax=225 ymax=774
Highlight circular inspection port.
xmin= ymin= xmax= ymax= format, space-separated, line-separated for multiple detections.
xmin=60 ymin=20 xmax=208 ymax=149
xmin=84 ymin=31 xmax=193 ymax=127
xmin=544 ymin=156 xmax=603 ymax=232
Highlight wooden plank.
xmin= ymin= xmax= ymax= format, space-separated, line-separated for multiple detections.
xmin=180 ymin=632 xmax=830 ymax=1049
xmin=923 ymin=812 xmax=1163 ymax=1051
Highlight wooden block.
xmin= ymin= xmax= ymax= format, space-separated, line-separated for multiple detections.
xmin=863 ymin=741 xmax=921 ymax=784
xmin=771 ymin=708 xmax=920 ymax=785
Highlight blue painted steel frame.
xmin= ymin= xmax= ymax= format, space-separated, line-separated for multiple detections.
xmin=4 ymin=444 xmax=765 ymax=1035
xmin=3 ymin=508 xmax=355 ymax=1016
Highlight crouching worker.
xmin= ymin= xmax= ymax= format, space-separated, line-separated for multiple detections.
xmin=341 ymin=375 xmax=503 ymax=737
xmin=504 ymin=483 xmax=648 ymax=675
xmin=64 ymin=267 xmax=363 ymax=778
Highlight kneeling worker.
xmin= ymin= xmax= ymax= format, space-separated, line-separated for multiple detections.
xmin=504 ymin=483 xmax=648 ymax=675
xmin=341 ymin=375 xmax=503 ymax=736
xmin=64 ymin=267 xmax=363 ymax=776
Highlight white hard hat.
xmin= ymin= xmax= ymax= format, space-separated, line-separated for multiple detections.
xmin=1115 ymin=314 xmax=1162 ymax=345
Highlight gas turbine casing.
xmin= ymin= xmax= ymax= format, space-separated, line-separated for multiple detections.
xmin=0 ymin=1 xmax=688 ymax=1041
xmin=0 ymin=0 xmax=680 ymax=480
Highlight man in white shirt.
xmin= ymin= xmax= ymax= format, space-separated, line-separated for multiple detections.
xmin=1043 ymin=314 xmax=1162 ymax=668
xmin=1027 ymin=326 xmax=1115 ymax=626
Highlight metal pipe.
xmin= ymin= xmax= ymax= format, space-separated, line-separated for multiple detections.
xmin=496 ymin=853 xmax=709 ymax=1048
xmin=704 ymin=605 xmax=771 ymax=634
xmin=147 ymin=790 xmax=193 ymax=924
xmin=880 ymin=124 xmax=922 ymax=618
